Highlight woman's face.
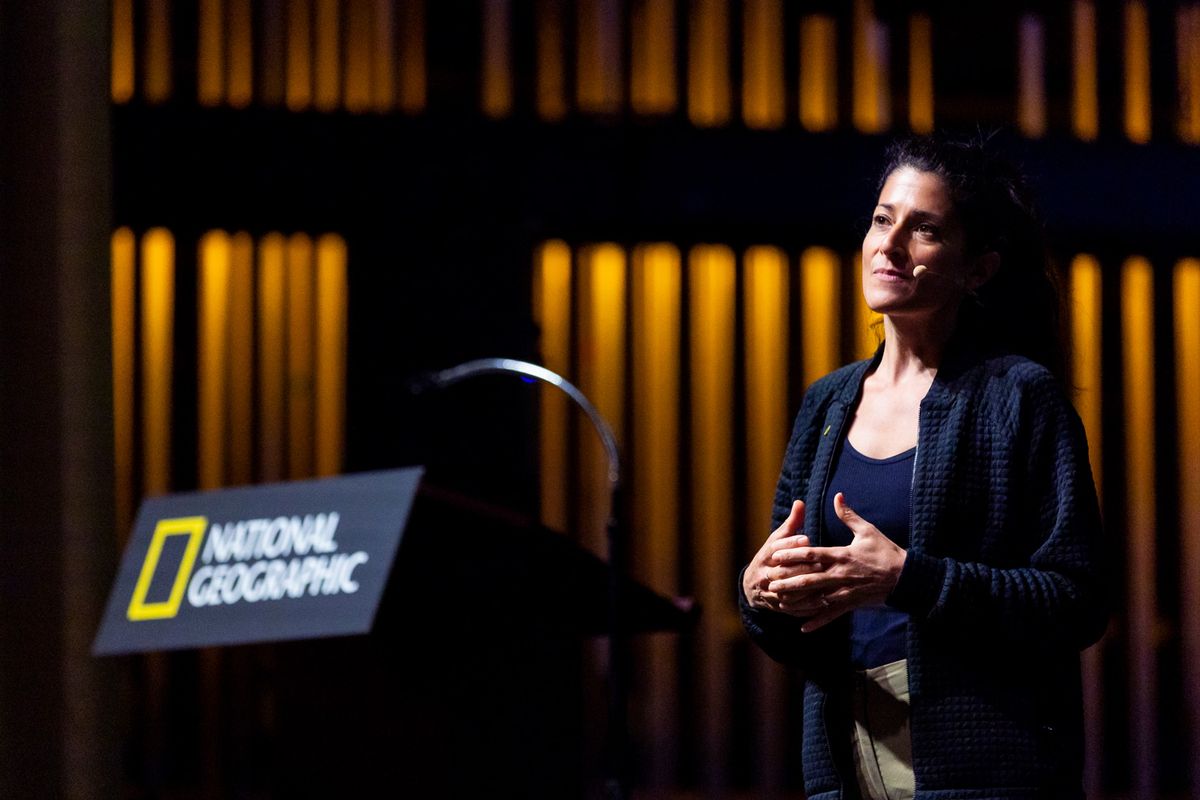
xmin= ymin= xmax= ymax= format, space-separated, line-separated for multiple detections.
xmin=861 ymin=166 xmax=976 ymax=319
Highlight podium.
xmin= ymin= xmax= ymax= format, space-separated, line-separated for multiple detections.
xmin=221 ymin=483 xmax=694 ymax=796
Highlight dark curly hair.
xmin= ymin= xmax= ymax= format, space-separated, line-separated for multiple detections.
xmin=877 ymin=133 xmax=1066 ymax=382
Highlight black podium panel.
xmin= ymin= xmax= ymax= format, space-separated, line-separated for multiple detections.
xmin=241 ymin=485 xmax=690 ymax=797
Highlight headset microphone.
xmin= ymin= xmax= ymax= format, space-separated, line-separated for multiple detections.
xmin=912 ymin=264 xmax=966 ymax=288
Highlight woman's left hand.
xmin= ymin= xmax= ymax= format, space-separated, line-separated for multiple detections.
xmin=767 ymin=492 xmax=907 ymax=633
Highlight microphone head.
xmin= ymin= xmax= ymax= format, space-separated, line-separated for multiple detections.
xmin=912 ymin=265 xmax=928 ymax=278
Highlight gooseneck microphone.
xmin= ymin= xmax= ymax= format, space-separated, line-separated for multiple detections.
xmin=411 ymin=357 xmax=633 ymax=800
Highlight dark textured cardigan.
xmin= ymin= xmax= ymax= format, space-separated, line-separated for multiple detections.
xmin=740 ymin=341 xmax=1109 ymax=800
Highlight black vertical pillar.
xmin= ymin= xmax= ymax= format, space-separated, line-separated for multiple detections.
xmin=0 ymin=1 xmax=116 ymax=797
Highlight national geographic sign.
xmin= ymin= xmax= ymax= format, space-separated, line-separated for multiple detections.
xmin=94 ymin=468 xmax=422 ymax=656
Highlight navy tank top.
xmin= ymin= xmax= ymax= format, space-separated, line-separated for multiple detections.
xmin=820 ymin=437 xmax=914 ymax=669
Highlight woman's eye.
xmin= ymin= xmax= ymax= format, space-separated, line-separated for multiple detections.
xmin=915 ymin=223 xmax=938 ymax=237
xmin=873 ymin=215 xmax=890 ymax=226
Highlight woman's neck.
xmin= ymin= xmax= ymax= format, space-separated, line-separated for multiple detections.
xmin=876 ymin=310 xmax=958 ymax=384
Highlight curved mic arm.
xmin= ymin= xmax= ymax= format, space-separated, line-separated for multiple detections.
xmin=418 ymin=356 xmax=631 ymax=798
xmin=426 ymin=358 xmax=621 ymax=489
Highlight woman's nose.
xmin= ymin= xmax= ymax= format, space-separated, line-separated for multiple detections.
xmin=879 ymin=227 xmax=906 ymax=258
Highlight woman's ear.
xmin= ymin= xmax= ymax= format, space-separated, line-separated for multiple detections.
xmin=967 ymin=251 xmax=1001 ymax=291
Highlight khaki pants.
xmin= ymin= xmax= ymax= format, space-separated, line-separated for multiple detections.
xmin=850 ymin=658 xmax=915 ymax=800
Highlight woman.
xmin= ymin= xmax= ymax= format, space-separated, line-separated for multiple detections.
xmin=740 ymin=134 xmax=1108 ymax=800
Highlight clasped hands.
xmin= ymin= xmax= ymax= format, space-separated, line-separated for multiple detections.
xmin=742 ymin=494 xmax=907 ymax=633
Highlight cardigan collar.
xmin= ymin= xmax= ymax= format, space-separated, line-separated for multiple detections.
xmin=832 ymin=333 xmax=983 ymax=410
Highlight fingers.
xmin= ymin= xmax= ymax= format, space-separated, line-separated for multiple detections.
xmin=833 ymin=492 xmax=865 ymax=534
xmin=767 ymin=500 xmax=806 ymax=541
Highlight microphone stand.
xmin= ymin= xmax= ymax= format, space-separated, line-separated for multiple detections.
xmin=416 ymin=358 xmax=630 ymax=800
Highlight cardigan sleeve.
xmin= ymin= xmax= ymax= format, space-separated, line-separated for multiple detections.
xmin=886 ymin=372 xmax=1110 ymax=651
xmin=739 ymin=384 xmax=845 ymax=667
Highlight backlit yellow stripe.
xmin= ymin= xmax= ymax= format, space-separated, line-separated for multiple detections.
xmin=630 ymin=0 xmax=676 ymax=114
xmin=1122 ymin=255 xmax=1157 ymax=792
xmin=744 ymin=246 xmax=789 ymax=522
xmin=111 ymin=228 xmax=136 ymax=537
xmin=198 ymin=231 xmax=231 ymax=489
xmin=743 ymin=0 xmax=785 ymax=129
xmin=577 ymin=243 xmax=626 ymax=555
xmin=908 ymin=14 xmax=933 ymax=133
xmin=1124 ymin=1 xmax=1152 ymax=143
xmin=799 ymin=15 xmax=837 ymax=131
xmin=198 ymin=0 xmax=225 ymax=106
xmin=315 ymin=235 xmax=347 ymax=477
xmin=688 ymin=0 xmax=731 ymax=126
xmin=141 ymin=228 xmax=175 ymax=495
xmin=533 ymin=241 xmax=572 ymax=532
xmin=801 ymin=247 xmax=842 ymax=388
xmin=111 ymin=0 xmax=135 ymax=103
xmin=1070 ymin=255 xmax=1103 ymax=486
xmin=482 ymin=0 xmax=513 ymax=118
xmin=1073 ymin=0 xmax=1099 ymax=141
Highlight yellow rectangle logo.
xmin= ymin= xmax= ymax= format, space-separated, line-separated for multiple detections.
xmin=127 ymin=516 xmax=207 ymax=621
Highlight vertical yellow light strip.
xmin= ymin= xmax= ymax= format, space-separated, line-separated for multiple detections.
xmin=630 ymin=0 xmax=676 ymax=115
xmin=288 ymin=0 xmax=314 ymax=111
xmin=687 ymin=244 xmax=735 ymax=789
xmin=258 ymin=234 xmax=287 ymax=483
xmin=286 ymin=0 xmax=314 ymax=112
xmin=398 ymin=0 xmax=427 ymax=113
xmin=908 ymin=14 xmax=933 ymax=133
xmin=345 ymin=0 xmax=374 ymax=113
xmin=144 ymin=0 xmax=173 ymax=103
xmin=744 ymin=245 xmax=789 ymax=547
xmin=227 ymin=233 xmax=255 ymax=486
xmin=286 ymin=235 xmax=315 ymax=479
xmin=632 ymin=243 xmax=681 ymax=784
xmin=577 ymin=0 xmax=622 ymax=114
xmin=533 ymin=241 xmax=572 ymax=532
xmin=141 ymin=229 xmax=175 ymax=496
xmin=799 ymin=15 xmax=837 ymax=132
xmin=576 ymin=243 xmax=625 ymax=557
xmin=198 ymin=0 xmax=225 ymax=106
xmin=853 ymin=0 xmax=889 ymax=133
xmin=536 ymin=0 xmax=568 ymax=120
xmin=111 ymin=229 xmax=136 ymax=538
xmin=743 ymin=245 xmax=790 ymax=787
xmin=1017 ymin=13 xmax=1048 ymax=138
xmin=688 ymin=0 xmax=731 ymax=126
xmin=743 ymin=0 xmax=785 ymax=129
xmin=1070 ymin=254 xmax=1104 ymax=796
xmin=198 ymin=231 xmax=231 ymax=490
xmin=1070 ymin=256 xmax=1104 ymax=487
xmin=1072 ymin=0 xmax=1099 ymax=141
xmin=315 ymin=0 xmax=341 ymax=111
xmin=315 ymin=234 xmax=348 ymax=477
xmin=1178 ymin=6 xmax=1200 ymax=144
xmin=1124 ymin=1 xmax=1152 ymax=143
xmin=801 ymin=247 xmax=842 ymax=388
xmin=482 ymin=0 xmax=514 ymax=118
xmin=1176 ymin=259 xmax=1200 ymax=799
xmin=112 ymin=0 xmax=135 ymax=102
xmin=1122 ymin=255 xmax=1157 ymax=798
xmin=227 ymin=0 xmax=254 ymax=107
xmin=853 ymin=248 xmax=882 ymax=360
xmin=372 ymin=0 xmax=396 ymax=112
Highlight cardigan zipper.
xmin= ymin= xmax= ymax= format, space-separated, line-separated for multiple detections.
xmin=817 ymin=402 xmax=852 ymax=546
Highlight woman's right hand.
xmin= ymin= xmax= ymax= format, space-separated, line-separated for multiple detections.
xmin=743 ymin=500 xmax=813 ymax=612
